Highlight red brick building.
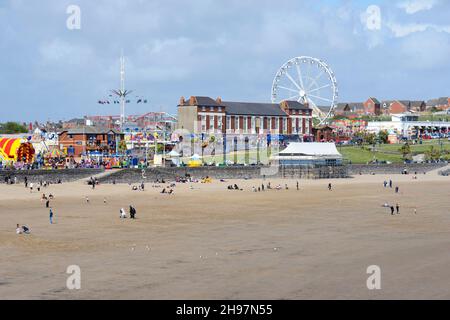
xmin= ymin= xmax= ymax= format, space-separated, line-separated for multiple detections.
xmin=58 ymin=126 xmax=124 ymax=157
xmin=363 ymin=97 xmax=381 ymax=115
xmin=388 ymin=100 xmax=426 ymax=114
xmin=177 ymin=96 xmax=313 ymax=136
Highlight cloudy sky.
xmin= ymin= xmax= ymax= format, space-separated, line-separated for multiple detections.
xmin=0 ymin=0 xmax=449 ymax=121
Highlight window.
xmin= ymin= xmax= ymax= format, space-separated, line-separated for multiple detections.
xmin=235 ymin=117 xmax=239 ymax=130
xmin=210 ymin=106 xmax=214 ymax=112
xmin=201 ymin=115 xmax=206 ymax=132
xmin=268 ymin=118 xmax=272 ymax=131
xmin=275 ymin=117 xmax=279 ymax=129
xmin=218 ymin=107 xmax=222 ymax=112
xmin=210 ymin=116 xmax=214 ymax=130
xmin=243 ymin=117 xmax=248 ymax=132
xmin=227 ymin=116 xmax=231 ymax=130
xmin=218 ymin=116 xmax=222 ymax=128
xmin=202 ymin=106 xmax=206 ymax=112
xmin=292 ymin=118 xmax=296 ymax=133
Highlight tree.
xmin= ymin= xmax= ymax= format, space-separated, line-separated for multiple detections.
xmin=118 ymin=140 xmax=127 ymax=154
xmin=0 ymin=122 xmax=28 ymax=134
xmin=378 ymin=130 xmax=389 ymax=144
xmin=399 ymin=142 xmax=411 ymax=161
xmin=425 ymin=146 xmax=441 ymax=161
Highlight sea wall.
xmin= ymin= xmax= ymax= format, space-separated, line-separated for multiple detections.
xmin=0 ymin=169 xmax=104 ymax=183
xmin=97 ymin=166 xmax=266 ymax=183
xmin=347 ymin=163 xmax=447 ymax=175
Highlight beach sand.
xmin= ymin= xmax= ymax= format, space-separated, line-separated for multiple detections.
xmin=0 ymin=172 xmax=449 ymax=300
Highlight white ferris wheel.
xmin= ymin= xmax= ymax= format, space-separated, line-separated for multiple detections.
xmin=271 ymin=56 xmax=338 ymax=125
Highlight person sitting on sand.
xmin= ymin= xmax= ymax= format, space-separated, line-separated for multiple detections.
xmin=48 ymin=194 xmax=54 ymax=200
xmin=16 ymin=224 xmax=30 ymax=235
xmin=161 ymin=188 xmax=166 ymax=194
xmin=132 ymin=185 xmax=138 ymax=191
xmin=168 ymin=189 xmax=174 ymax=195
xmin=276 ymin=185 xmax=282 ymax=190
xmin=234 ymin=184 xmax=239 ymax=190
xmin=120 ymin=208 xmax=127 ymax=219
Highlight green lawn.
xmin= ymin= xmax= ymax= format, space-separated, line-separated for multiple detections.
xmin=177 ymin=140 xmax=450 ymax=165
xmin=339 ymin=140 xmax=450 ymax=164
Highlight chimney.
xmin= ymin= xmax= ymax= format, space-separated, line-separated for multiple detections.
xmin=216 ymin=97 xmax=222 ymax=105
xmin=179 ymin=96 xmax=186 ymax=106
xmin=189 ymin=96 xmax=198 ymax=106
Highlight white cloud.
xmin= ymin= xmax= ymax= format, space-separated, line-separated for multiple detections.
xmin=39 ymin=39 xmax=94 ymax=65
xmin=398 ymin=0 xmax=437 ymax=14
xmin=387 ymin=22 xmax=450 ymax=37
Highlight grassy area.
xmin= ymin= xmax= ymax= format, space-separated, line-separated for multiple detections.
xmin=177 ymin=140 xmax=450 ymax=165
xmin=339 ymin=139 xmax=450 ymax=164
xmin=418 ymin=114 xmax=450 ymax=122
xmin=338 ymin=146 xmax=403 ymax=164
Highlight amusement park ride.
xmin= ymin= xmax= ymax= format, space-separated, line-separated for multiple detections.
xmin=97 ymin=52 xmax=149 ymax=130
xmin=271 ymin=56 xmax=338 ymax=125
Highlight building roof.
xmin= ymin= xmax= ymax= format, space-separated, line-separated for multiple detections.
xmin=282 ymin=100 xmax=310 ymax=110
xmin=368 ymin=97 xmax=381 ymax=104
xmin=336 ymin=102 xmax=364 ymax=112
xmin=397 ymin=100 xmax=425 ymax=108
xmin=278 ymin=143 xmax=342 ymax=157
xmin=427 ymin=97 xmax=449 ymax=106
xmin=60 ymin=126 xmax=121 ymax=135
xmin=180 ymin=96 xmax=221 ymax=107
xmin=179 ymin=96 xmax=311 ymax=116
xmin=221 ymin=101 xmax=288 ymax=116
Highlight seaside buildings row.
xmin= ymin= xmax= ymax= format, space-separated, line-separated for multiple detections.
xmin=325 ymin=97 xmax=450 ymax=118
xmin=1 ymin=95 xmax=449 ymax=166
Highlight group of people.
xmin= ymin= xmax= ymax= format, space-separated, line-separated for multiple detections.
xmin=120 ymin=206 xmax=137 ymax=219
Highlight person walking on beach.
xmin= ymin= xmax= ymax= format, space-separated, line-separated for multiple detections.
xmin=389 ymin=179 xmax=393 ymax=188
xmin=46 ymin=199 xmax=50 ymax=208
xmin=328 ymin=183 xmax=332 ymax=191
xmin=49 ymin=209 xmax=54 ymax=224
xmin=396 ymin=203 xmax=400 ymax=214
xmin=297 ymin=181 xmax=299 ymax=191
xmin=395 ymin=186 xmax=399 ymax=194
xmin=390 ymin=206 xmax=395 ymax=216
xmin=383 ymin=180 xmax=387 ymax=188
xmin=30 ymin=183 xmax=33 ymax=193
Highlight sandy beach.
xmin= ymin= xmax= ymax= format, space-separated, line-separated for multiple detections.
xmin=0 ymin=172 xmax=449 ymax=300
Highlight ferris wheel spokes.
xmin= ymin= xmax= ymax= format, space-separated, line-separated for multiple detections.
xmin=271 ymin=56 xmax=338 ymax=125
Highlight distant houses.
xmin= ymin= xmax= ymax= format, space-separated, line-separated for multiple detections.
xmin=331 ymin=97 xmax=443 ymax=117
